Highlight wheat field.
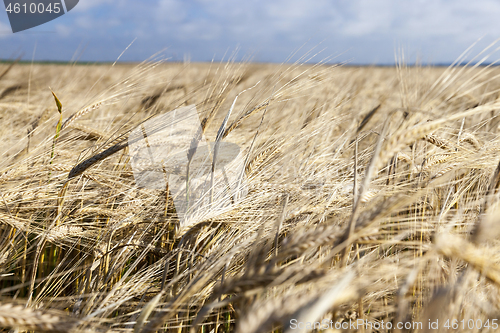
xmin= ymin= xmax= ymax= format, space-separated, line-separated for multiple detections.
xmin=1 ymin=50 xmax=500 ymax=332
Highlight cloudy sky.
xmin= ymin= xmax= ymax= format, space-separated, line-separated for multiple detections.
xmin=1 ymin=0 xmax=500 ymax=64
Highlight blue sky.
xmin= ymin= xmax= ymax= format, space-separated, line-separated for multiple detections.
xmin=1 ymin=0 xmax=500 ymax=64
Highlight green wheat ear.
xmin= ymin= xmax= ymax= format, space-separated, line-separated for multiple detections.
xmin=50 ymin=89 xmax=63 ymax=160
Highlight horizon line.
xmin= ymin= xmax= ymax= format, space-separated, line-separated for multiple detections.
xmin=2 ymin=59 xmax=499 ymax=67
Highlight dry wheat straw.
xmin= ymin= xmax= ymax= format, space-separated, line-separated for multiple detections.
xmin=6 ymin=53 xmax=500 ymax=333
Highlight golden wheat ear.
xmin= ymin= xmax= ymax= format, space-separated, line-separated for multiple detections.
xmin=0 ymin=303 xmax=79 ymax=332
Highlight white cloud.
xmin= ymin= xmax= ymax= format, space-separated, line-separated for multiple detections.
xmin=0 ymin=20 xmax=11 ymax=39
xmin=157 ymin=0 xmax=189 ymax=24
xmin=0 ymin=20 xmax=10 ymax=31
xmin=72 ymin=0 xmax=114 ymax=12
xmin=74 ymin=14 xmax=95 ymax=30
xmin=0 ymin=7 xmax=12 ymax=38
xmin=55 ymin=23 xmax=72 ymax=38
xmin=334 ymin=0 xmax=500 ymax=42
xmin=3 ymin=0 xmax=500 ymax=63
xmin=148 ymin=0 xmax=500 ymax=62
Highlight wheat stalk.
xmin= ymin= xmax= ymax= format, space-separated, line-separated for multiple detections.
xmin=68 ymin=141 xmax=127 ymax=179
